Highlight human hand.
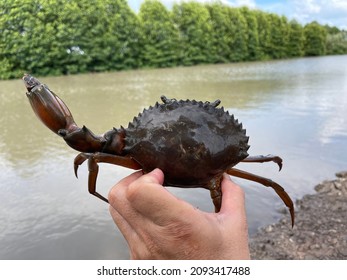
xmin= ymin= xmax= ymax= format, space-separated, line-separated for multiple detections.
xmin=108 ymin=169 xmax=250 ymax=260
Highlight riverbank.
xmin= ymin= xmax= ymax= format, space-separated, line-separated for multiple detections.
xmin=250 ymin=171 xmax=347 ymax=259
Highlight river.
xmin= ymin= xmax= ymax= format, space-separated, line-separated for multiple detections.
xmin=0 ymin=55 xmax=346 ymax=259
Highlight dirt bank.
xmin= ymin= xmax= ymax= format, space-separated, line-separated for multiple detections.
xmin=250 ymin=171 xmax=347 ymax=260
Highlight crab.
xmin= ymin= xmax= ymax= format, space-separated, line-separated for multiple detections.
xmin=23 ymin=74 xmax=294 ymax=226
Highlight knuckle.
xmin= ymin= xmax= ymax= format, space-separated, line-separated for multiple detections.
xmin=108 ymin=179 xmax=129 ymax=206
xmin=108 ymin=185 xmax=120 ymax=206
xmin=125 ymin=172 xmax=161 ymax=203
xmin=126 ymin=179 xmax=142 ymax=203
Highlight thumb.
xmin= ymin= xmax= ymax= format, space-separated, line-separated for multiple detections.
xmin=126 ymin=168 xmax=195 ymax=226
xmin=220 ymin=174 xmax=247 ymax=218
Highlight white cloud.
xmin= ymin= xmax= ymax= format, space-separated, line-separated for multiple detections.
xmin=290 ymin=0 xmax=322 ymax=22
xmin=233 ymin=0 xmax=256 ymax=8
xmin=261 ymin=0 xmax=347 ymax=29
xmin=293 ymin=0 xmax=321 ymax=14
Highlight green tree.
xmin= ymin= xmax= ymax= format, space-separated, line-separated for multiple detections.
xmin=227 ymin=7 xmax=247 ymax=62
xmin=0 ymin=0 xmax=142 ymax=78
xmin=255 ymin=10 xmax=272 ymax=60
xmin=51 ymin=0 xmax=96 ymax=74
xmin=304 ymin=21 xmax=327 ymax=56
xmin=324 ymin=24 xmax=341 ymax=35
xmin=326 ymin=31 xmax=347 ymax=55
xmin=324 ymin=25 xmax=347 ymax=55
xmin=58 ymin=0 xmax=141 ymax=72
xmin=287 ymin=20 xmax=305 ymax=57
xmin=206 ymin=2 xmax=232 ymax=63
xmin=240 ymin=7 xmax=260 ymax=60
xmin=266 ymin=13 xmax=289 ymax=59
xmin=172 ymin=2 xmax=214 ymax=65
xmin=0 ymin=0 xmax=44 ymax=78
xmin=102 ymin=0 xmax=142 ymax=70
xmin=139 ymin=0 xmax=180 ymax=68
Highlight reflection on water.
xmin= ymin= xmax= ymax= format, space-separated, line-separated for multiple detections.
xmin=1 ymin=55 xmax=346 ymax=259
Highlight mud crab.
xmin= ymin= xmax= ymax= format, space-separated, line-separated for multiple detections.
xmin=23 ymin=74 xmax=294 ymax=226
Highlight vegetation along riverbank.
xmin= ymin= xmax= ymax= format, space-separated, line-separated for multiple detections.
xmin=1 ymin=0 xmax=347 ymax=79
xmin=250 ymin=171 xmax=347 ymax=260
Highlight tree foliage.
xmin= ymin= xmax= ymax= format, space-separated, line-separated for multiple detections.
xmin=240 ymin=7 xmax=260 ymax=61
xmin=304 ymin=21 xmax=327 ymax=56
xmin=139 ymin=0 xmax=180 ymax=68
xmin=255 ymin=10 xmax=271 ymax=60
xmin=325 ymin=25 xmax=347 ymax=55
xmin=287 ymin=20 xmax=305 ymax=57
xmin=206 ymin=2 xmax=233 ymax=63
xmin=172 ymin=2 xmax=214 ymax=66
xmin=0 ymin=0 xmax=345 ymax=79
xmin=266 ymin=14 xmax=290 ymax=59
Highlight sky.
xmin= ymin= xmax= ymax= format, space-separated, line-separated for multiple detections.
xmin=128 ymin=0 xmax=347 ymax=30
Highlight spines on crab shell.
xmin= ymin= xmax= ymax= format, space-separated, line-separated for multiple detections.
xmin=124 ymin=96 xmax=250 ymax=162
xmin=127 ymin=96 xmax=225 ymax=124
xmin=232 ymin=117 xmax=250 ymax=159
xmin=126 ymin=95 xmax=247 ymax=130
xmin=198 ymin=101 xmax=250 ymax=159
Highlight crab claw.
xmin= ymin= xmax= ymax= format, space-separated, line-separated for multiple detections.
xmin=23 ymin=74 xmax=78 ymax=135
xmin=23 ymin=74 xmax=105 ymax=153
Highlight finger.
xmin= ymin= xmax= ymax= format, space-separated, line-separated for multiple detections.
xmin=108 ymin=171 xmax=142 ymax=240
xmin=108 ymin=171 xmax=155 ymax=254
xmin=108 ymin=170 xmax=147 ymax=237
xmin=108 ymin=169 xmax=176 ymax=234
xmin=109 ymin=205 xmax=138 ymax=244
xmin=219 ymin=174 xmax=247 ymax=218
xmin=109 ymin=206 xmax=152 ymax=259
xmin=219 ymin=175 xmax=250 ymax=258
xmin=108 ymin=170 xmax=143 ymax=207
xmin=126 ymin=169 xmax=195 ymax=226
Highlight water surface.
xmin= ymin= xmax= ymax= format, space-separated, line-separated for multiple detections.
xmin=1 ymin=55 xmax=346 ymax=259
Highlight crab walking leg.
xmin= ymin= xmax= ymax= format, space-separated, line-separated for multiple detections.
xmin=74 ymin=152 xmax=141 ymax=203
xmin=226 ymin=168 xmax=295 ymax=227
xmin=207 ymin=176 xmax=223 ymax=212
xmin=242 ymin=155 xmax=283 ymax=171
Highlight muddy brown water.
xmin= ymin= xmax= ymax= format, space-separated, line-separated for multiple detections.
xmin=1 ymin=55 xmax=346 ymax=259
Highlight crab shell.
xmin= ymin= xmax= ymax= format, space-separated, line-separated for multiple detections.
xmin=123 ymin=96 xmax=250 ymax=189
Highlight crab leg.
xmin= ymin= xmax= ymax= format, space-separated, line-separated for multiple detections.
xmin=74 ymin=152 xmax=141 ymax=203
xmin=207 ymin=176 xmax=223 ymax=213
xmin=242 ymin=155 xmax=283 ymax=171
xmin=226 ymin=167 xmax=294 ymax=227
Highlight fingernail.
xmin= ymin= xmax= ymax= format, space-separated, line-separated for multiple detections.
xmin=223 ymin=173 xmax=231 ymax=181
xmin=144 ymin=168 xmax=164 ymax=184
xmin=149 ymin=168 xmax=163 ymax=176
